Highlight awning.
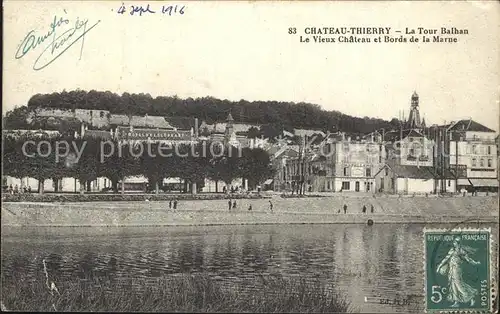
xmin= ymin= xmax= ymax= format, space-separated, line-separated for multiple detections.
xmin=163 ymin=177 xmax=182 ymax=184
xmin=264 ymin=179 xmax=274 ymax=185
xmin=457 ymin=179 xmax=471 ymax=186
xmin=469 ymin=179 xmax=499 ymax=187
xmin=123 ymin=175 xmax=147 ymax=183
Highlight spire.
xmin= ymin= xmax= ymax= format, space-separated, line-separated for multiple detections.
xmin=224 ymin=111 xmax=235 ymax=145
xmin=407 ymin=91 xmax=421 ymax=129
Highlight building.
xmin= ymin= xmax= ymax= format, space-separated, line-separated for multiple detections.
xmin=374 ymin=161 xmax=435 ymax=194
xmin=268 ymin=144 xmax=299 ymax=192
xmin=383 ymin=129 xmax=434 ymax=167
xmin=445 ymin=119 xmax=498 ymax=192
xmin=325 ymin=133 xmax=385 ymax=193
xmin=375 ymin=92 xmax=455 ymax=194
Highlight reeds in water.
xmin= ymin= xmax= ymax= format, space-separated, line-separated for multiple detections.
xmin=1 ymin=273 xmax=352 ymax=312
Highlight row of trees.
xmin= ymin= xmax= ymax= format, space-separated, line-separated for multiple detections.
xmin=4 ymin=90 xmax=400 ymax=135
xmin=3 ymin=135 xmax=275 ymax=194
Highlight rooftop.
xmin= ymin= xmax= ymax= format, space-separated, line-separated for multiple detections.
xmin=447 ymin=119 xmax=496 ymax=133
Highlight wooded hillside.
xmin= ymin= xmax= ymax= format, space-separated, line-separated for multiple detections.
xmin=4 ymin=90 xmax=401 ymax=134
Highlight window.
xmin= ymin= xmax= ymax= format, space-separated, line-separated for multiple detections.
xmin=480 ymin=159 xmax=484 ymax=167
xmin=366 ymin=168 xmax=371 ymax=177
xmin=385 ymin=168 xmax=389 ymax=176
xmin=488 ymin=159 xmax=492 ymax=167
xmin=343 ymin=167 xmax=349 ymax=176
xmin=472 ymin=145 xmax=477 ymax=154
xmin=327 ymin=181 xmax=331 ymax=190
xmin=472 ymin=158 xmax=477 ymax=167
xmin=342 ymin=182 xmax=350 ymax=190
xmin=488 ymin=146 xmax=492 ymax=155
xmin=448 ymin=180 xmax=451 ymax=187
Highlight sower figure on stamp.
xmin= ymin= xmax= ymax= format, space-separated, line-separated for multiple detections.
xmin=436 ymin=237 xmax=480 ymax=308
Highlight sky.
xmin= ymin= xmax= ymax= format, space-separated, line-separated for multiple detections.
xmin=3 ymin=1 xmax=499 ymax=131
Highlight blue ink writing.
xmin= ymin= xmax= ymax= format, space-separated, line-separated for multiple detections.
xmin=130 ymin=4 xmax=155 ymax=16
xmin=116 ymin=3 xmax=186 ymax=16
xmin=161 ymin=5 xmax=185 ymax=15
xmin=117 ymin=3 xmax=126 ymax=14
xmin=15 ymin=11 xmax=100 ymax=71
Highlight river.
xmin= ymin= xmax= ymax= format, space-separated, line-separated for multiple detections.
xmin=1 ymin=222 xmax=497 ymax=312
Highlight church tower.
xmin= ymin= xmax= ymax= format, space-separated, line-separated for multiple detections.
xmin=406 ymin=91 xmax=422 ymax=129
xmin=224 ymin=111 xmax=235 ymax=145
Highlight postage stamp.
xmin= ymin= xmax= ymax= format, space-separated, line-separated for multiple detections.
xmin=424 ymin=228 xmax=493 ymax=313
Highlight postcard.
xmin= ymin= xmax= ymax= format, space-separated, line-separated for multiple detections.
xmin=2 ymin=1 xmax=499 ymax=313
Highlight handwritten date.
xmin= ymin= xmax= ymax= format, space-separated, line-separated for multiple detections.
xmin=117 ymin=3 xmax=185 ymax=16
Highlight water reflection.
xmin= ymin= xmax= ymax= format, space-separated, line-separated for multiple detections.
xmin=2 ymin=223 xmax=497 ymax=313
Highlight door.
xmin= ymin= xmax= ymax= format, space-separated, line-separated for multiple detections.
xmin=355 ymin=181 xmax=360 ymax=192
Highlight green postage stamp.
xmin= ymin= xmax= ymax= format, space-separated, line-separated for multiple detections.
xmin=424 ymin=228 xmax=494 ymax=313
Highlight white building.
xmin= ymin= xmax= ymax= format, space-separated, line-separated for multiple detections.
xmin=446 ymin=119 xmax=498 ymax=192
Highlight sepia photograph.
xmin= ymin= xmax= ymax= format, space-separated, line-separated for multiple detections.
xmin=2 ymin=1 xmax=499 ymax=313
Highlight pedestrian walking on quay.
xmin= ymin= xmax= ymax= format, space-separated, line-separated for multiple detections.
xmin=371 ymin=204 xmax=374 ymax=213
xmin=233 ymin=200 xmax=237 ymax=209
xmin=343 ymin=204 xmax=347 ymax=214
xmin=169 ymin=200 xmax=172 ymax=209
xmin=173 ymin=199 xmax=178 ymax=210
xmin=228 ymin=199 xmax=232 ymax=211
xmin=248 ymin=205 xmax=253 ymax=211
xmin=362 ymin=205 xmax=367 ymax=214
xmin=269 ymin=200 xmax=273 ymax=212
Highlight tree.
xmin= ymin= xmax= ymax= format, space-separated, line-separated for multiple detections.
xmin=3 ymin=136 xmax=30 ymax=183
xmin=246 ymin=126 xmax=260 ymax=139
xmin=100 ymin=141 xmax=140 ymax=193
xmin=139 ymin=143 xmax=165 ymax=195
xmin=22 ymin=136 xmax=59 ymax=194
xmin=240 ymin=147 xmax=275 ymax=189
xmin=72 ymin=138 xmax=100 ymax=194
xmin=174 ymin=143 xmax=208 ymax=195
xmin=260 ymin=123 xmax=283 ymax=142
xmin=21 ymin=90 xmax=398 ymax=135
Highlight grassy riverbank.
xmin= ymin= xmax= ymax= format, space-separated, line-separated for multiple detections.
xmin=2 ymin=196 xmax=498 ymax=227
xmin=1 ymin=274 xmax=352 ymax=312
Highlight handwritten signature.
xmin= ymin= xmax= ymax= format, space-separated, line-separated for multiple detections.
xmin=15 ymin=11 xmax=101 ymax=71
xmin=116 ymin=3 xmax=186 ymax=16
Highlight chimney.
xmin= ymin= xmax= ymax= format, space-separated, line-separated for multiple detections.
xmin=194 ymin=118 xmax=199 ymax=137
